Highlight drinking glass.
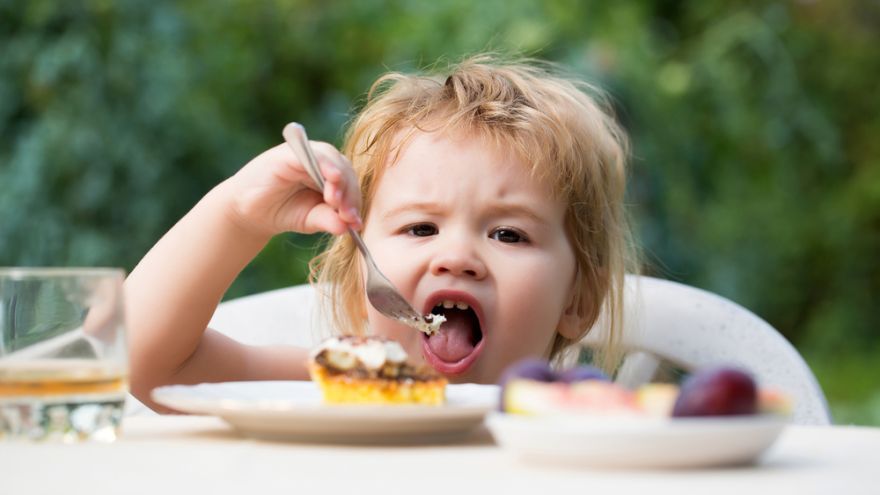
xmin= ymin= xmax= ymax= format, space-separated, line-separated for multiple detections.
xmin=0 ymin=268 xmax=128 ymax=442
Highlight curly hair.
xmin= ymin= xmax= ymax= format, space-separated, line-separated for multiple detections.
xmin=310 ymin=54 xmax=638 ymax=373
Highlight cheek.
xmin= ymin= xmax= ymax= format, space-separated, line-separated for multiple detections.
xmin=362 ymin=228 xmax=413 ymax=280
xmin=493 ymin=253 xmax=575 ymax=340
xmin=497 ymin=274 xmax=566 ymax=333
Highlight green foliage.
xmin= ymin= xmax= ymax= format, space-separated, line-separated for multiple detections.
xmin=2 ymin=0 xmax=877 ymax=423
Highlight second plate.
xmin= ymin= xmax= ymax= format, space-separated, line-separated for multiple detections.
xmin=486 ymin=411 xmax=788 ymax=468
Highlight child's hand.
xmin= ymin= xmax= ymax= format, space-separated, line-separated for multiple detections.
xmin=224 ymin=140 xmax=362 ymax=238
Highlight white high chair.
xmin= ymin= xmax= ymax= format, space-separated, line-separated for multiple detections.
xmin=204 ymin=276 xmax=830 ymax=425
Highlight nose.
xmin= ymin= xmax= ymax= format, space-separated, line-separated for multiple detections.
xmin=428 ymin=238 xmax=488 ymax=279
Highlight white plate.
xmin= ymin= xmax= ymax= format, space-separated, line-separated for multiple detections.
xmin=486 ymin=411 xmax=789 ymax=468
xmin=152 ymin=381 xmax=498 ymax=443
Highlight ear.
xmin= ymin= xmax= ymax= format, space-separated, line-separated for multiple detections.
xmin=556 ymin=286 xmax=592 ymax=341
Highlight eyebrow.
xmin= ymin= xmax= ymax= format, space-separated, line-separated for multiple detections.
xmin=380 ymin=201 xmax=550 ymax=224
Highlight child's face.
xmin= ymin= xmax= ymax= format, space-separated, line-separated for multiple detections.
xmin=360 ymin=129 xmax=579 ymax=384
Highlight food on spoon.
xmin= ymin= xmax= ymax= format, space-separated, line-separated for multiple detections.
xmin=406 ymin=312 xmax=446 ymax=336
xmin=309 ymin=336 xmax=446 ymax=405
xmin=671 ymin=366 xmax=758 ymax=417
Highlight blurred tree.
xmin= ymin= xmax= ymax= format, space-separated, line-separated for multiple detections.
xmin=1 ymin=0 xmax=877 ymax=422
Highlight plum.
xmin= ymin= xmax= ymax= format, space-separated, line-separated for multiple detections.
xmin=498 ymin=358 xmax=556 ymax=386
xmin=557 ymin=365 xmax=609 ymax=383
xmin=671 ymin=366 xmax=758 ymax=417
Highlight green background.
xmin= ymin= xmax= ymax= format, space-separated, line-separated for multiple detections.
xmin=2 ymin=0 xmax=877 ymax=424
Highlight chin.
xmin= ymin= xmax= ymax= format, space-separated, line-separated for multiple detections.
xmin=426 ymin=354 xmax=500 ymax=385
xmin=445 ymin=372 xmax=487 ymax=385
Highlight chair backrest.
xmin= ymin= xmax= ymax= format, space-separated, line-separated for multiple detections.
xmin=208 ymin=277 xmax=830 ymax=425
xmin=209 ymin=284 xmax=326 ymax=347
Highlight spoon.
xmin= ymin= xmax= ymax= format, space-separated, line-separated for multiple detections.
xmin=282 ymin=123 xmax=444 ymax=335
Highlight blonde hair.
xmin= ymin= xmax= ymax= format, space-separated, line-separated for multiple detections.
xmin=311 ymin=54 xmax=638 ymax=374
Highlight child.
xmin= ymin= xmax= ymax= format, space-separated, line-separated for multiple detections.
xmin=125 ymin=54 xmax=637 ymax=411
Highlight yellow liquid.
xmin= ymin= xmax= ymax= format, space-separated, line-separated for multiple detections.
xmin=0 ymin=359 xmax=128 ymax=398
xmin=0 ymin=360 xmax=128 ymax=441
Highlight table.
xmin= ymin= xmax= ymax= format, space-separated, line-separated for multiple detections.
xmin=2 ymin=416 xmax=878 ymax=494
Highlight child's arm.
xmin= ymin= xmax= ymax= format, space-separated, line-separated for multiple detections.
xmin=124 ymin=140 xmax=360 ymax=411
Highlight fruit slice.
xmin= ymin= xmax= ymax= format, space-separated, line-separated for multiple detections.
xmin=504 ymin=379 xmax=640 ymax=415
xmin=503 ymin=380 xmax=569 ymax=415
xmin=635 ymin=383 xmax=680 ymax=417
xmin=567 ymin=380 xmax=641 ymax=414
xmin=758 ymin=388 xmax=793 ymax=416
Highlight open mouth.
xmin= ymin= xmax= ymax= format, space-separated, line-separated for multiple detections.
xmin=422 ymin=296 xmax=485 ymax=375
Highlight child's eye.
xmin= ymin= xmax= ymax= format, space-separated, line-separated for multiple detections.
xmin=490 ymin=227 xmax=529 ymax=243
xmin=405 ymin=223 xmax=438 ymax=237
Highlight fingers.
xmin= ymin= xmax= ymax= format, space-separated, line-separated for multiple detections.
xmin=310 ymin=141 xmax=363 ymax=230
xmin=303 ymin=203 xmax=350 ymax=236
xmin=267 ymin=129 xmax=364 ymax=234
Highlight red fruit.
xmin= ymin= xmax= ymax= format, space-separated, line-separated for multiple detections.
xmin=672 ymin=366 xmax=758 ymax=417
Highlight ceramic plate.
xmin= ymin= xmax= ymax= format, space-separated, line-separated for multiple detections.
xmin=152 ymin=381 xmax=498 ymax=443
xmin=485 ymin=411 xmax=788 ymax=468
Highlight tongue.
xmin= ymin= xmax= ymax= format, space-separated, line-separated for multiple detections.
xmin=427 ymin=311 xmax=475 ymax=362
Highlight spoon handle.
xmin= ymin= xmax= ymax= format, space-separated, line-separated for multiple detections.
xmin=283 ymin=122 xmax=325 ymax=191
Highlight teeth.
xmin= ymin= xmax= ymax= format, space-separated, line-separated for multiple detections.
xmin=435 ymin=300 xmax=471 ymax=310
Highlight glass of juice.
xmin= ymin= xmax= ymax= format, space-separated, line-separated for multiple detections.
xmin=0 ymin=268 xmax=128 ymax=442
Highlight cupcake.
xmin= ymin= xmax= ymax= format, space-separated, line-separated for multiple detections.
xmin=308 ymin=336 xmax=446 ymax=405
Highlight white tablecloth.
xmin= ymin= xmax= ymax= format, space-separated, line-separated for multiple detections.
xmin=1 ymin=416 xmax=877 ymax=494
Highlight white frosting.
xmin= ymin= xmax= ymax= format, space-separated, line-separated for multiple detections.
xmin=405 ymin=313 xmax=446 ymax=336
xmin=312 ymin=337 xmax=408 ymax=371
